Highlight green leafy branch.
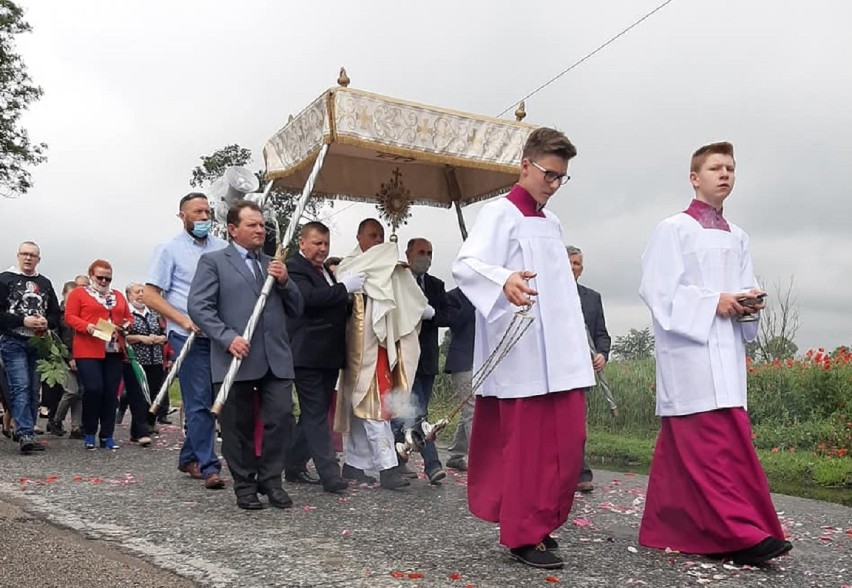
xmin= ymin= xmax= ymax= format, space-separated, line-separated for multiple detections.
xmin=29 ymin=331 xmax=69 ymax=388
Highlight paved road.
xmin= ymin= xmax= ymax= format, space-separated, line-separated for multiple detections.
xmin=0 ymin=422 xmax=850 ymax=588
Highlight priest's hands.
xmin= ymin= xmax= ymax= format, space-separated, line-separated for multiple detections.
xmin=422 ymin=304 xmax=435 ymax=320
xmin=341 ymin=272 xmax=366 ymax=293
xmin=503 ymin=271 xmax=538 ymax=307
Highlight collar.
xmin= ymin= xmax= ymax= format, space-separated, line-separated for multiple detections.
xmin=6 ymin=265 xmax=39 ymax=277
xmin=506 ymin=184 xmax=546 ymax=217
xmin=232 ymin=242 xmax=258 ymax=259
xmin=684 ymin=198 xmax=731 ymax=232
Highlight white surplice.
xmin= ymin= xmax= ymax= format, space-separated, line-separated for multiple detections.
xmin=640 ymin=213 xmax=759 ymax=416
xmin=452 ymin=198 xmax=595 ymax=399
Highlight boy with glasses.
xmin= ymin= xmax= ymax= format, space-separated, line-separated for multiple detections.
xmin=452 ymin=128 xmax=594 ymax=569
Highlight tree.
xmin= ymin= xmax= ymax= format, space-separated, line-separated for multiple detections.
xmin=746 ymin=277 xmax=800 ymax=362
xmin=1 ymin=0 xmax=47 ymax=197
xmin=610 ymin=327 xmax=655 ymax=361
xmin=190 ymin=144 xmax=327 ymax=251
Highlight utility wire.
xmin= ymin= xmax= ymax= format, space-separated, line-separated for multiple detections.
xmin=496 ymin=0 xmax=676 ymax=118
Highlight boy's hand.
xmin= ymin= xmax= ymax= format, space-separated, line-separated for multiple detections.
xmin=503 ymin=271 xmax=538 ymax=307
xmin=716 ymin=293 xmax=746 ymax=318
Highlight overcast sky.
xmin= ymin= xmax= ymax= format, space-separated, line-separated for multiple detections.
xmin=3 ymin=0 xmax=850 ymax=353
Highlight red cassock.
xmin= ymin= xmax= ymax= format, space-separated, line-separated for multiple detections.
xmin=467 ymin=389 xmax=586 ymax=549
xmin=639 ymin=407 xmax=786 ymax=554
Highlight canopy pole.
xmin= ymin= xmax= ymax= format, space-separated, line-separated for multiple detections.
xmin=444 ymin=167 xmax=468 ymax=241
xmin=212 ymin=143 xmax=330 ymax=414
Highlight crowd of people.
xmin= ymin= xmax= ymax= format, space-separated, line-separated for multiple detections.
xmin=0 ymin=128 xmax=792 ymax=570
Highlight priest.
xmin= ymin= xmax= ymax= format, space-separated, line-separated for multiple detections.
xmin=638 ymin=141 xmax=790 ymax=566
xmin=452 ymin=127 xmax=594 ymax=570
xmin=333 ymin=218 xmax=427 ymax=490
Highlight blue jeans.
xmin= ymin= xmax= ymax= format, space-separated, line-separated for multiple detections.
xmin=0 ymin=336 xmax=40 ymax=439
xmin=169 ymin=333 xmax=220 ymax=477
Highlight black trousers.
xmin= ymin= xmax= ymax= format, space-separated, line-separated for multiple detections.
xmin=122 ymin=363 xmax=157 ymax=439
xmin=219 ymin=372 xmax=293 ymax=497
xmin=78 ymin=354 xmax=123 ymax=439
xmin=285 ymin=367 xmax=340 ymax=482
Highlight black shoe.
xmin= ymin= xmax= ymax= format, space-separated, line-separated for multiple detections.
xmin=509 ymin=543 xmax=564 ymax=569
xmin=322 ymin=477 xmax=349 ymax=494
xmin=46 ymin=420 xmax=66 ymax=436
xmin=116 ymin=409 xmax=126 ymax=425
xmin=379 ymin=467 xmax=410 ymax=490
xmin=157 ymin=417 xmax=173 ymax=425
xmin=342 ymin=464 xmax=376 ymax=484
xmin=69 ymin=428 xmax=84 ymax=440
xmin=236 ymin=493 xmax=264 ymax=510
xmin=19 ymin=435 xmax=37 ymax=454
xmin=427 ymin=467 xmax=447 ymax=485
xmin=723 ymin=537 xmax=792 ymax=566
xmin=265 ymin=488 xmax=294 ymax=509
xmin=284 ymin=469 xmax=321 ymax=485
xmin=542 ymin=535 xmax=558 ymax=551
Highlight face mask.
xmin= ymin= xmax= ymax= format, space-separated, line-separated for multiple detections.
xmin=191 ymin=220 xmax=212 ymax=238
xmin=411 ymin=256 xmax=431 ymax=276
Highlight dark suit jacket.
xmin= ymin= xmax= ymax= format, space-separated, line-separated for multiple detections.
xmin=285 ymin=253 xmax=349 ymax=370
xmin=188 ymin=244 xmax=304 ymax=383
xmin=444 ymin=287 xmax=475 ymax=374
xmin=577 ymin=283 xmax=611 ymax=360
xmin=415 ymin=272 xmax=449 ymax=376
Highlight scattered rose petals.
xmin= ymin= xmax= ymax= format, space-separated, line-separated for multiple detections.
xmin=627 ymin=546 xmax=638 ymax=553
xmin=341 ymin=529 xmax=351 ymax=537
xmin=572 ymin=517 xmax=591 ymax=527
xmin=545 ymin=575 xmax=559 ymax=583
xmin=303 ymin=505 xmax=317 ymax=512
xmin=407 ymin=571 xmax=424 ymax=579
xmin=449 ymin=572 xmax=461 ymax=580
xmin=390 ymin=570 xmax=404 ymax=579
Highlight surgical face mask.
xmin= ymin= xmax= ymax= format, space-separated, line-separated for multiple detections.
xmin=191 ymin=220 xmax=212 ymax=238
xmin=411 ymin=256 xmax=431 ymax=276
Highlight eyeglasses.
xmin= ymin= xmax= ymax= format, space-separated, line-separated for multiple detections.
xmin=93 ymin=275 xmax=113 ymax=283
xmin=17 ymin=252 xmax=40 ymax=259
xmin=529 ymin=160 xmax=570 ymax=185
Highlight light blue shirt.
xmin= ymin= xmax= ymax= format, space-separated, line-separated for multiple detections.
xmin=146 ymin=231 xmax=227 ymax=336
xmin=231 ymin=242 xmax=265 ymax=280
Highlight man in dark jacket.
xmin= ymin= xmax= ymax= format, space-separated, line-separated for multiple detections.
xmin=404 ymin=238 xmax=449 ymax=484
xmin=444 ymin=287 xmax=476 ymax=471
xmin=568 ymin=246 xmax=611 ymax=493
xmin=284 ymin=222 xmax=364 ymax=493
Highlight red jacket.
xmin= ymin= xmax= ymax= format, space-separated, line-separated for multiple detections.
xmin=64 ymin=288 xmax=133 ymax=359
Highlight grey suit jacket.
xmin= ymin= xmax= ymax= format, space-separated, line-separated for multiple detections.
xmin=188 ymin=243 xmax=304 ymax=383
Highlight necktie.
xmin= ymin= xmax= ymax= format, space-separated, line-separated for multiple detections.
xmin=417 ymin=274 xmax=426 ymax=292
xmin=249 ymin=252 xmax=264 ymax=288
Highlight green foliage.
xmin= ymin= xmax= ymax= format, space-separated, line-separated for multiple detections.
xmin=1 ymin=0 xmax=47 ymax=196
xmin=610 ymin=327 xmax=654 ymax=361
xmin=587 ymin=357 xmax=658 ymax=437
xmin=29 ymin=332 xmax=68 ymax=388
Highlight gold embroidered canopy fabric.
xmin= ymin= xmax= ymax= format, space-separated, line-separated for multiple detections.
xmin=262 ymin=88 xmax=536 ymax=208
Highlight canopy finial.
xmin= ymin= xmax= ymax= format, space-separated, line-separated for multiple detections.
xmin=338 ymin=67 xmax=351 ymax=87
xmin=514 ymin=101 xmax=527 ymax=122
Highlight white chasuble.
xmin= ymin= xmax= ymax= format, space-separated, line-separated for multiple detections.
xmin=452 ymin=198 xmax=594 ymax=399
xmin=640 ymin=213 xmax=759 ymax=417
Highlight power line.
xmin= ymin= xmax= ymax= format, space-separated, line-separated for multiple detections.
xmin=496 ymin=0 xmax=676 ymax=118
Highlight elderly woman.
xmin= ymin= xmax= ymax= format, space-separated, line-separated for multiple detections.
xmin=122 ymin=282 xmax=168 ymax=446
xmin=64 ymin=260 xmax=132 ymax=450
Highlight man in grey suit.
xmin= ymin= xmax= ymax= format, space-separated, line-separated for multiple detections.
xmin=189 ymin=201 xmax=304 ymax=511
xmin=567 ymin=246 xmax=611 ymax=493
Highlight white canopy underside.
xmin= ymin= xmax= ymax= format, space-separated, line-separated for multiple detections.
xmin=263 ymin=88 xmax=536 ymax=208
